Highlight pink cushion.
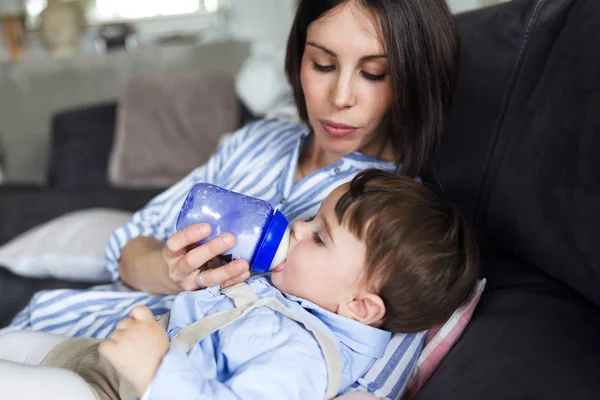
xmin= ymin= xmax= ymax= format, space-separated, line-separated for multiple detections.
xmin=403 ymin=279 xmax=487 ymax=399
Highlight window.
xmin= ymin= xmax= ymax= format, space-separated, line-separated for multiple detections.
xmin=25 ymin=0 xmax=230 ymax=27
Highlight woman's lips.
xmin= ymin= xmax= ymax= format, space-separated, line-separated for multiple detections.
xmin=319 ymin=120 xmax=358 ymax=137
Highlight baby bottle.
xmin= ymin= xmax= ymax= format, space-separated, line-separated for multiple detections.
xmin=176 ymin=183 xmax=290 ymax=273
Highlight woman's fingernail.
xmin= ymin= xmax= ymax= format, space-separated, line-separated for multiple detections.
xmin=241 ymin=272 xmax=251 ymax=279
xmin=198 ymin=224 xmax=209 ymax=234
xmin=222 ymin=234 xmax=233 ymax=246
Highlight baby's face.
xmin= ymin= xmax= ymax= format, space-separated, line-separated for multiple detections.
xmin=271 ymin=183 xmax=367 ymax=312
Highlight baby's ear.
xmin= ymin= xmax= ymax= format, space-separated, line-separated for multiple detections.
xmin=343 ymin=292 xmax=386 ymax=327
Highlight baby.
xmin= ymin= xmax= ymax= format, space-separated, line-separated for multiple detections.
xmin=0 ymin=169 xmax=478 ymax=400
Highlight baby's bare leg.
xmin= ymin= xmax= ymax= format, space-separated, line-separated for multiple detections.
xmin=0 ymin=359 xmax=99 ymax=399
xmin=0 ymin=330 xmax=69 ymax=364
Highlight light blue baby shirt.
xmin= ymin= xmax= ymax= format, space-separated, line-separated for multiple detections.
xmin=147 ymin=276 xmax=392 ymax=400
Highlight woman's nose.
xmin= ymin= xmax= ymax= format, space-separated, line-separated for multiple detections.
xmin=331 ymin=74 xmax=356 ymax=109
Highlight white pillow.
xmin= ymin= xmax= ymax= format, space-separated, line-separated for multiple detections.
xmin=0 ymin=208 xmax=132 ymax=282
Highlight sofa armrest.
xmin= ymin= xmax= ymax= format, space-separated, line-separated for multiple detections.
xmin=0 ymin=185 xmax=163 ymax=246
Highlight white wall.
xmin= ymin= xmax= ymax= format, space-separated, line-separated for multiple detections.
xmin=447 ymin=0 xmax=482 ymax=13
xmin=0 ymin=0 xmax=25 ymax=15
xmin=227 ymin=0 xmax=506 ymax=46
xmin=447 ymin=0 xmax=510 ymax=14
xmin=228 ymin=0 xmax=296 ymax=50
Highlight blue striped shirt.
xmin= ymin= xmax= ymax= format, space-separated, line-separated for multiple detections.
xmin=11 ymin=119 xmax=424 ymax=399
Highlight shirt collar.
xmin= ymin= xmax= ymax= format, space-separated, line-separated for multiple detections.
xmin=284 ymin=293 xmax=392 ymax=359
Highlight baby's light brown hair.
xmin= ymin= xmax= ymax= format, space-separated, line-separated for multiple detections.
xmin=335 ymin=169 xmax=479 ymax=333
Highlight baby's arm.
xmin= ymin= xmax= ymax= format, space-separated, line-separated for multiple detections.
xmin=99 ymin=306 xmax=169 ymax=396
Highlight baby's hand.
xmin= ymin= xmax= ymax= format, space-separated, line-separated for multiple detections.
xmin=99 ymin=306 xmax=169 ymax=396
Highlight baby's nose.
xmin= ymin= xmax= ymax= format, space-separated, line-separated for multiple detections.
xmin=292 ymin=221 xmax=308 ymax=239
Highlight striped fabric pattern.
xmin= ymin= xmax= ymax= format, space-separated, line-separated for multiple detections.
xmin=348 ymin=332 xmax=427 ymax=399
xmin=11 ymin=118 xmax=421 ymax=399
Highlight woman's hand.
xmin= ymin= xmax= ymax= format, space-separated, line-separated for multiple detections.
xmin=163 ymin=223 xmax=251 ymax=291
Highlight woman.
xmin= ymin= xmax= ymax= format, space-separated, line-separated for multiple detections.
xmin=11 ymin=0 xmax=459 ymax=398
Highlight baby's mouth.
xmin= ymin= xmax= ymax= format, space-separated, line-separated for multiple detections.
xmin=273 ymin=260 xmax=285 ymax=273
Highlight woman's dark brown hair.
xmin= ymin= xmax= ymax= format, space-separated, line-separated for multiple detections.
xmin=285 ymin=0 xmax=460 ymax=177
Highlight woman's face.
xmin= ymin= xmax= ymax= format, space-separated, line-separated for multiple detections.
xmin=300 ymin=2 xmax=393 ymax=159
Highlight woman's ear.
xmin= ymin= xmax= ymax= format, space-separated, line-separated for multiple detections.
xmin=341 ymin=292 xmax=386 ymax=326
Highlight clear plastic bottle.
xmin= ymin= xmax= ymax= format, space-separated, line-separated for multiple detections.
xmin=176 ymin=183 xmax=290 ymax=273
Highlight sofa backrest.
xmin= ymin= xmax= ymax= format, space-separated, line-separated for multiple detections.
xmin=483 ymin=0 xmax=600 ymax=306
xmin=429 ymin=0 xmax=575 ymax=220
xmin=431 ymin=0 xmax=600 ymax=306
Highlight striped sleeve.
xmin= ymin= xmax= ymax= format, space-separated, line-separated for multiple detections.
xmin=104 ymin=123 xmax=253 ymax=282
xmin=346 ymin=332 xmax=426 ymax=400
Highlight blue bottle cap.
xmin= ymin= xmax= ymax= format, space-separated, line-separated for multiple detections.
xmin=252 ymin=210 xmax=289 ymax=273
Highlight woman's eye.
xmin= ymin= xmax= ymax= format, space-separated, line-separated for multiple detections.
xmin=313 ymin=62 xmax=335 ymax=73
xmin=312 ymin=232 xmax=325 ymax=246
xmin=362 ymin=71 xmax=386 ymax=81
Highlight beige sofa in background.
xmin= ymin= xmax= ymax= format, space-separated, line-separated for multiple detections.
xmin=0 ymin=39 xmax=250 ymax=184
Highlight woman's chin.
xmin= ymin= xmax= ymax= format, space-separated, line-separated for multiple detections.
xmin=315 ymin=135 xmax=360 ymax=156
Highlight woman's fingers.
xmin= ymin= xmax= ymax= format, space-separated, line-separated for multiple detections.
xmin=164 ymin=226 xmax=243 ymax=290
xmin=165 ymin=223 xmax=211 ymax=255
xmin=204 ymin=258 xmax=223 ymax=270
xmin=183 ymin=234 xmax=235 ymax=272
xmin=220 ymin=268 xmax=252 ymax=289
xmin=179 ymin=259 xmax=250 ymax=291
xmin=202 ymin=259 xmax=250 ymax=288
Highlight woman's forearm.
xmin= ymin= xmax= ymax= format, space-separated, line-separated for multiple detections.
xmin=118 ymin=236 xmax=182 ymax=295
